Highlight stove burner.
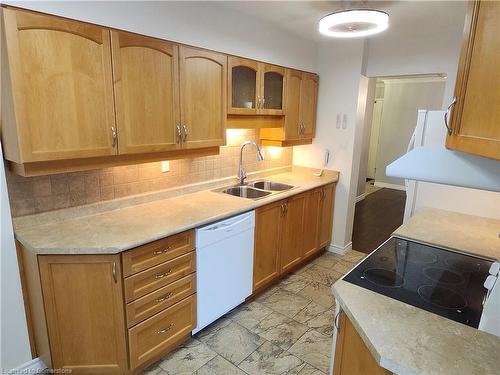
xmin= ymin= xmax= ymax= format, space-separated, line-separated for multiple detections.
xmin=363 ymin=268 xmax=404 ymax=288
xmin=423 ymin=267 xmax=464 ymax=285
xmin=418 ymin=285 xmax=467 ymax=310
xmin=445 ymin=257 xmax=481 ymax=273
xmin=405 ymin=249 xmax=438 ymax=265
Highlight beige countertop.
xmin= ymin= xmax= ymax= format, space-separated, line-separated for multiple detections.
xmin=332 ymin=207 xmax=500 ymax=375
xmin=393 ymin=207 xmax=500 ymax=260
xmin=14 ymin=168 xmax=338 ymax=254
xmin=333 ymin=280 xmax=500 ymax=375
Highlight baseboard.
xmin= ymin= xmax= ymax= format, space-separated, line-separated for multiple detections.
xmin=328 ymin=242 xmax=352 ymax=255
xmin=355 ymin=193 xmax=367 ymax=203
xmin=373 ymin=181 xmax=406 ymax=191
xmin=12 ymin=357 xmax=47 ymax=373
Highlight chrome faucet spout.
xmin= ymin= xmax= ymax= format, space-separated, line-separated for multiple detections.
xmin=238 ymin=141 xmax=264 ymax=185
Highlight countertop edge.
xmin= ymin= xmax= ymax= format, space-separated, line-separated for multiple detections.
xmin=15 ymin=172 xmax=338 ymax=254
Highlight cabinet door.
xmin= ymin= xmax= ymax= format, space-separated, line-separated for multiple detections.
xmin=254 ymin=201 xmax=283 ymax=291
xmin=318 ymin=184 xmax=335 ymax=249
xmin=300 ymin=73 xmax=319 ymax=139
xmin=111 ymin=31 xmax=180 ymax=154
xmin=2 ymin=9 xmax=117 ymax=162
xmin=333 ymin=312 xmax=392 ymax=375
xmin=283 ymin=69 xmax=302 ymax=140
xmin=38 ymin=254 xmax=128 ymax=373
xmin=280 ymin=194 xmax=306 ymax=273
xmin=260 ymin=64 xmax=285 ymax=116
xmin=447 ymin=0 xmax=500 ymax=160
xmin=179 ymin=46 xmax=227 ymax=149
xmin=228 ymin=57 xmax=259 ymax=115
xmin=303 ymin=188 xmax=322 ymax=258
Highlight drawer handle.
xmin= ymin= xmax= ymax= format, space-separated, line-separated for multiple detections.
xmin=154 ymin=269 xmax=172 ymax=279
xmin=153 ymin=246 xmax=171 ymax=256
xmin=157 ymin=323 xmax=174 ymax=335
xmin=155 ymin=292 xmax=173 ymax=303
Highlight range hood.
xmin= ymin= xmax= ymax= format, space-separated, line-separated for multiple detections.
xmin=386 ymin=110 xmax=500 ymax=193
xmin=386 ymin=146 xmax=500 ymax=192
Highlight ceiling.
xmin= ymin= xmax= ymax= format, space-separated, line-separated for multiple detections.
xmin=217 ymin=1 xmax=467 ymax=42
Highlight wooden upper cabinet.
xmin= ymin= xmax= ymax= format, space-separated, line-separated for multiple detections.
xmin=446 ymin=0 xmax=500 ymax=160
xmin=260 ymin=69 xmax=319 ymax=147
xmin=283 ymin=69 xmax=303 ymax=141
xmin=179 ymin=46 xmax=227 ymax=149
xmin=38 ymin=254 xmax=128 ymax=373
xmin=228 ymin=57 xmax=260 ymax=115
xmin=300 ymin=72 xmax=319 ymax=139
xmin=111 ymin=31 xmax=181 ymax=154
xmin=260 ymin=64 xmax=285 ymax=115
xmin=228 ymin=57 xmax=285 ymax=115
xmin=1 ymin=8 xmax=117 ymax=162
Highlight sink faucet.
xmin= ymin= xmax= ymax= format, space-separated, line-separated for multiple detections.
xmin=238 ymin=140 xmax=264 ymax=185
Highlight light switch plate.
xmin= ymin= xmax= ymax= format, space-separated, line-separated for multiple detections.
xmin=336 ymin=114 xmax=341 ymax=129
xmin=342 ymin=114 xmax=348 ymax=129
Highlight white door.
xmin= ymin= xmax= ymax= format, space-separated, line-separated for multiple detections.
xmin=367 ymin=99 xmax=384 ymax=179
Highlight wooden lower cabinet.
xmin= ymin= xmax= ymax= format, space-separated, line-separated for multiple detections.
xmin=318 ymin=184 xmax=335 ymax=249
xmin=253 ymin=184 xmax=336 ymax=293
xmin=253 ymin=200 xmax=283 ymax=291
xmin=19 ymin=229 xmax=197 ymax=374
xmin=334 ymin=312 xmax=392 ymax=375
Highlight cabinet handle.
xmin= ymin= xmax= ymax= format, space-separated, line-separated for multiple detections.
xmin=182 ymin=125 xmax=188 ymax=142
xmin=153 ymin=246 xmax=170 ymax=256
xmin=334 ymin=310 xmax=342 ymax=332
xmin=112 ymin=261 xmax=117 ymax=283
xmin=157 ymin=323 xmax=174 ymax=335
xmin=284 ymin=203 xmax=288 ymax=215
xmin=176 ymin=125 xmax=182 ymax=144
xmin=320 ymin=190 xmax=325 ymax=201
xmin=154 ymin=269 xmax=172 ymax=279
xmin=262 ymin=97 xmax=266 ymax=108
xmin=444 ymin=96 xmax=457 ymax=135
xmin=155 ymin=292 xmax=173 ymax=303
xmin=280 ymin=203 xmax=285 ymax=216
xmin=111 ymin=126 xmax=117 ymax=147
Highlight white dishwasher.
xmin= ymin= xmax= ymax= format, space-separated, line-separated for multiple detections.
xmin=192 ymin=211 xmax=255 ymax=334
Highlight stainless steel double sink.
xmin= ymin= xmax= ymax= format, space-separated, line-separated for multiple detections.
xmin=216 ymin=180 xmax=295 ymax=200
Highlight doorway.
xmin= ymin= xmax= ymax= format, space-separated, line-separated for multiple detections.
xmin=353 ymin=74 xmax=446 ymax=253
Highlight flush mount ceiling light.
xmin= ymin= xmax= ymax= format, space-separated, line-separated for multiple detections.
xmin=319 ymin=9 xmax=389 ymax=38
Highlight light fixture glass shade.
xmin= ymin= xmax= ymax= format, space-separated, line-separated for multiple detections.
xmin=319 ymin=9 xmax=389 ymax=38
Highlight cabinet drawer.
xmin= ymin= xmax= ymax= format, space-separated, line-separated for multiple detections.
xmin=122 ymin=230 xmax=194 ymax=277
xmin=126 ymin=274 xmax=196 ymax=328
xmin=124 ymin=252 xmax=195 ymax=302
xmin=128 ymin=295 xmax=196 ymax=370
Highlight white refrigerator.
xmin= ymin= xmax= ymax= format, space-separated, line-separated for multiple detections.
xmin=396 ymin=110 xmax=500 ymax=222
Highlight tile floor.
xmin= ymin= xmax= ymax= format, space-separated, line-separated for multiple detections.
xmin=142 ymin=250 xmax=367 ymax=375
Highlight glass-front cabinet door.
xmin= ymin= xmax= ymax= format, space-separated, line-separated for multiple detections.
xmin=228 ymin=57 xmax=259 ymax=115
xmin=260 ymin=64 xmax=285 ymax=115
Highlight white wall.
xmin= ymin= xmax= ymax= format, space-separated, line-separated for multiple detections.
xmin=374 ymin=79 xmax=445 ymax=187
xmin=365 ymin=1 xmax=468 ymax=106
xmin=3 ymin=1 xmax=316 ymax=72
xmin=0 ymin=144 xmax=32 ymax=368
xmin=293 ymin=40 xmax=366 ymax=251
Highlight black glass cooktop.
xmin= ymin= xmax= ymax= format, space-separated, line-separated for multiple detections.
xmin=343 ymin=237 xmax=493 ymax=328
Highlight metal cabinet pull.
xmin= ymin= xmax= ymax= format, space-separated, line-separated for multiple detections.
xmin=111 ymin=126 xmax=117 ymax=147
xmin=157 ymin=323 xmax=174 ymax=335
xmin=112 ymin=261 xmax=117 ymax=283
xmin=153 ymin=246 xmax=170 ymax=256
xmin=182 ymin=125 xmax=188 ymax=142
xmin=334 ymin=311 xmax=342 ymax=332
xmin=155 ymin=292 xmax=173 ymax=303
xmin=154 ymin=269 xmax=172 ymax=279
xmin=444 ymin=96 xmax=457 ymax=135
xmin=284 ymin=203 xmax=288 ymax=215
xmin=262 ymin=97 xmax=266 ymax=108
xmin=280 ymin=203 xmax=285 ymax=216
xmin=176 ymin=125 xmax=182 ymax=144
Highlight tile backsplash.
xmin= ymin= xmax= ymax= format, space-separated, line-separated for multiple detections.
xmin=5 ymin=129 xmax=293 ymax=217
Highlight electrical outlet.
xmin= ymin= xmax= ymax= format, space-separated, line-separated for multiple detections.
xmin=160 ymin=161 xmax=170 ymax=173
